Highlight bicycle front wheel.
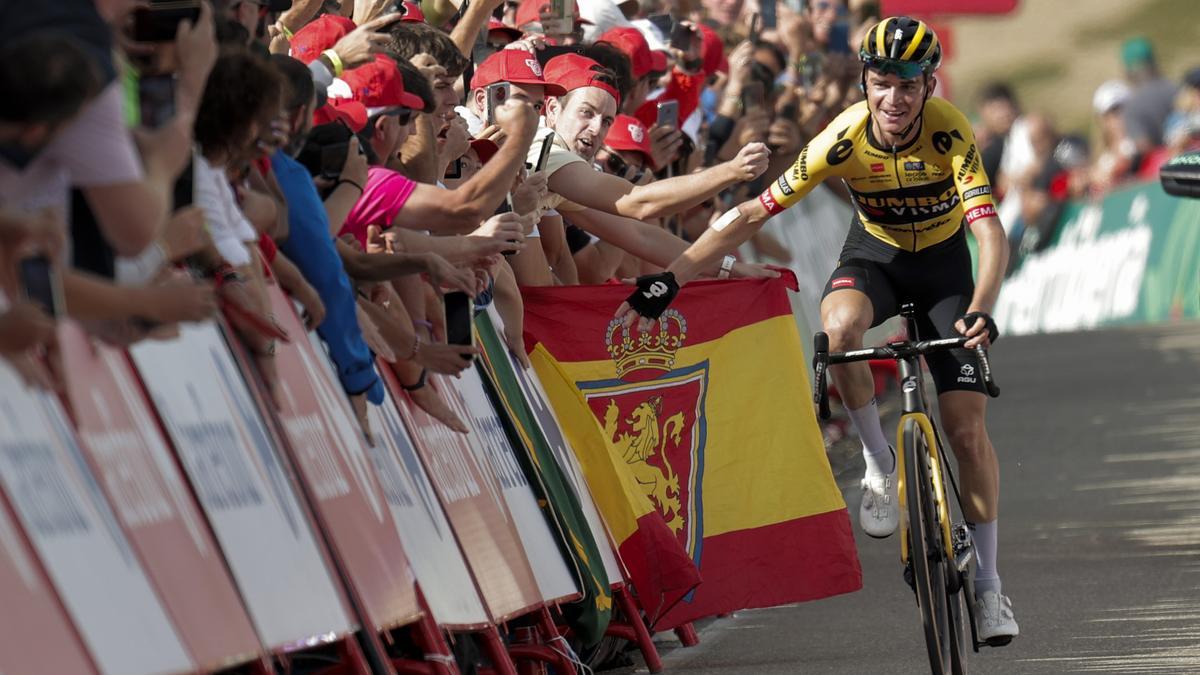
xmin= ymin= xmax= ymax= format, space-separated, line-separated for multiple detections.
xmin=904 ymin=419 xmax=954 ymax=674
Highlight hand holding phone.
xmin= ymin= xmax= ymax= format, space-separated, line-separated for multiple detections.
xmin=443 ymin=292 xmax=475 ymax=360
xmin=741 ymin=81 xmax=766 ymax=111
xmin=533 ymin=133 xmax=555 ymax=173
xmin=132 ymin=0 xmax=203 ymax=43
xmin=484 ymin=81 xmax=512 ymax=126
xmin=18 ymin=255 xmax=63 ymax=319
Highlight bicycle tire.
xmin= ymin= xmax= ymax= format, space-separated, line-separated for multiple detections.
xmin=904 ymin=419 xmax=952 ymax=674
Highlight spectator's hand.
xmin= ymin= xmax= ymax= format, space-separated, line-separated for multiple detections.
xmin=0 ymin=209 xmax=66 ymax=291
xmin=174 ymin=0 xmax=217 ymax=113
xmin=143 ymin=275 xmax=219 ymax=324
xmin=332 ymin=13 xmax=402 ymax=70
xmin=476 ymin=123 xmax=507 ymax=146
xmin=729 ymin=261 xmax=782 ymax=279
xmin=295 ymin=282 xmax=326 ymax=331
xmin=354 ymin=0 xmax=400 ymax=24
xmin=415 ymin=341 xmax=477 ymax=375
xmin=725 ymin=41 xmax=755 ymax=93
xmin=504 ymin=35 xmax=548 ymax=53
xmin=779 ymin=8 xmax=814 ymax=58
xmin=767 ymin=117 xmax=803 ymax=155
xmin=341 ymin=137 xmax=370 ymax=186
xmin=511 ymin=170 xmax=547 ymax=216
xmin=725 ymin=142 xmax=771 ymax=182
xmin=355 ymin=300 xmax=397 ymax=361
xmin=723 ymin=108 xmax=770 ymax=159
xmin=441 ymin=116 xmax=471 ymax=163
xmin=3 ymin=351 xmax=56 ymax=391
xmin=648 ymin=124 xmax=684 ymax=170
xmin=422 ymin=252 xmax=476 ymax=295
xmin=0 ymin=302 xmax=57 ymax=356
xmin=493 ymin=99 xmax=538 ymax=140
xmin=161 ymin=206 xmax=211 ymax=261
xmin=471 ymin=212 xmax=526 ymax=250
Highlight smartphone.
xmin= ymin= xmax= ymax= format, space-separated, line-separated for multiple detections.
xmin=132 ymin=0 xmax=202 ymax=43
xmin=741 ymin=81 xmax=765 ymax=111
xmin=748 ymin=12 xmax=762 ymax=45
xmin=669 ymin=22 xmax=695 ymax=51
xmin=484 ymin=81 xmax=511 ymax=126
xmin=828 ymin=20 xmax=851 ymax=54
xmin=541 ymin=0 xmax=574 ymax=35
xmin=138 ymin=74 xmax=176 ymax=128
xmin=319 ymin=141 xmax=350 ymax=179
xmin=656 ymin=99 xmax=679 ymax=129
xmin=19 ymin=255 xmax=62 ymax=318
xmin=760 ymin=0 xmax=777 ymax=31
xmin=443 ymin=292 xmax=474 ymax=358
xmin=533 ymin=133 xmax=555 ymax=172
xmin=444 ymin=157 xmax=463 ymax=180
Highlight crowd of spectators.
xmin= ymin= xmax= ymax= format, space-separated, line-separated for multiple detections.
xmin=971 ymin=36 xmax=1200 ymax=267
xmin=0 ymin=0 xmax=893 ymax=437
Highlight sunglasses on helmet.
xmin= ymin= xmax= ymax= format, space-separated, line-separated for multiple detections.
xmin=860 ymin=55 xmax=927 ymax=79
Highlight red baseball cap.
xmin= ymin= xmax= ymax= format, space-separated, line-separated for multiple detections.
xmin=514 ymin=0 xmax=589 ymax=30
xmin=469 ymin=138 xmax=500 ymax=164
xmin=604 ymin=114 xmax=652 ymax=163
xmin=399 ymin=1 xmax=425 ymax=22
xmin=290 ymin=15 xmax=357 ymax=65
xmin=488 ymin=17 xmax=523 ymax=40
xmin=697 ymin=24 xmax=727 ymax=76
xmin=341 ymin=54 xmax=425 ymax=115
xmin=312 ymin=98 xmax=369 ymax=132
xmin=470 ymin=49 xmax=567 ymax=95
xmin=543 ymin=53 xmax=620 ymax=105
xmin=598 ymin=27 xmax=667 ymax=79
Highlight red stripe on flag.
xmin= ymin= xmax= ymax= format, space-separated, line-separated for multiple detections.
xmin=616 ymin=511 xmax=702 ymax=625
xmin=522 ymin=274 xmax=799 ymax=361
xmin=653 ymin=509 xmax=862 ymax=630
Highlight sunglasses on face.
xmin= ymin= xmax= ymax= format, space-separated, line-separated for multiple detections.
xmin=605 ymin=151 xmax=645 ymax=183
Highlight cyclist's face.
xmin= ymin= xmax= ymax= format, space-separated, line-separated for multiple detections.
xmin=865 ymin=70 xmax=927 ymax=138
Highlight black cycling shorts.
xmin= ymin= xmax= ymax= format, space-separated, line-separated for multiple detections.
xmin=821 ymin=223 xmax=985 ymax=395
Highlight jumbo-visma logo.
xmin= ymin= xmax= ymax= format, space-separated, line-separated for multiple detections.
xmin=577 ymin=310 xmax=709 ymax=567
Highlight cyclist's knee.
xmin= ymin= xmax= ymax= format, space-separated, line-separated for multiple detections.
xmin=822 ymin=310 xmax=870 ymax=352
xmin=946 ymin=419 xmax=990 ymax=465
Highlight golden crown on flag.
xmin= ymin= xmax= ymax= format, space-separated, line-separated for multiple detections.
xmin=605 ymin=309 xmax=687 ymax=379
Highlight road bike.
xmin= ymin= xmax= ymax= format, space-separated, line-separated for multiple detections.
xmin=810 ymin=303 xmax=1002 ymax=675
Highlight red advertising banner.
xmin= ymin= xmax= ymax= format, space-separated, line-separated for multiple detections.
xmin=0 ymin=494 xmax=97 ymax=675
xmin=881 ymin=0 xmax=1017 ymax=15
xmin=387 ymin=367 xmax=543 ymax=622
xmin=259 ymin=287 xmax=422 ymax=630
xmin=59 ymin=322 xmax=264 ymax=671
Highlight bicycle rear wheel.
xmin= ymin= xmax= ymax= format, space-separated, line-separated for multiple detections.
xmin=904 ymin=419 xmax=953 ymax=674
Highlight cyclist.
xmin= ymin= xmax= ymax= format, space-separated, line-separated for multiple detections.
xmin=616 ymin=16 xmax=1018 ymax=644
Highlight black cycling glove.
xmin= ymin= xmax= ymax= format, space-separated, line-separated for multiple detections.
xmin=625 ymin=272 xmax=680 ymax=320
xmin=959 ymin=311 xmax=999 ymax=343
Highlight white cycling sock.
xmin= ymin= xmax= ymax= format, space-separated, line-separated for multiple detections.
xmin=847 ymin=398 xmax=893 ymax=475
xmin=971 ymin=520 xmax=1001 ymax=597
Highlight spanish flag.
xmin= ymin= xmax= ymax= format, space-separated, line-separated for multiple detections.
xmin=523 ymin=275 xmax=861 ymax=628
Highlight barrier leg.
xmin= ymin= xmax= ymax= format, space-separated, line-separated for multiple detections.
xmin=478 ymin=626 xmax=519 ymax=675
xmin=402 ymin=603 xmax=455 ymax=675
xmin=605 ymin=585 xmax=662 ymax=673
xmin=673 ymin=622 xmax=699 ymax=647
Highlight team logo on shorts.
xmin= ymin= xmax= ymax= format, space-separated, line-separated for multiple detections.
xmin=957 ymin=363 xmax=977 ymax=384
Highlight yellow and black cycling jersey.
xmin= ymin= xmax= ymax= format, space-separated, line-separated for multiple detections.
xmin=758 ymin=97 xmax=998 ymax=252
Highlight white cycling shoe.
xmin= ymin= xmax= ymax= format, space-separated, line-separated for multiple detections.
xmin=975 ymin=590 xmax=1019 ymax=646
xmin=859 ymin=449 xmax=899 ymax=538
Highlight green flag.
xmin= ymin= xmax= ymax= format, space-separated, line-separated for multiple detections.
xmin=474 ymin=310 xmax=613 ymax=646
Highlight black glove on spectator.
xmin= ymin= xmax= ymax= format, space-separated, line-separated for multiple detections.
xmin=626 ymin=272 xmax=680 ymax=321
xmin=959 ymin=311 xmax=1000 ymax=343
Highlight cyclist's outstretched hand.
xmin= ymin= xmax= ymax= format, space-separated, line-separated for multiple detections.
xmin=615 ymin=272 xmax=680 ymax=333
xmin=956 ymin=310 xmax=999 ymax=350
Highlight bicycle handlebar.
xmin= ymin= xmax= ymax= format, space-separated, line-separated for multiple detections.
xmin=811 ymin=333 xmax=1000 ymax=421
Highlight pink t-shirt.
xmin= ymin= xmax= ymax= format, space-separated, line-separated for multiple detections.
xmin=340 ymin=166 xmax=417 ymax=247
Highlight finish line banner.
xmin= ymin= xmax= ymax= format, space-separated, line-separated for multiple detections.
xmin=523 ymin=275 xmax=862 ymax=628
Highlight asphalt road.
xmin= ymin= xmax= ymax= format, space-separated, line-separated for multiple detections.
xmin=625 ymin=322 xmax=1200 ymax=674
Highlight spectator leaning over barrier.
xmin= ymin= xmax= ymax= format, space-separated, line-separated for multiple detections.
xmin=1120 ymin=37 xmax=1178 ymax=157
xmin=1092 ymin=79 xmax=1137 ymax=195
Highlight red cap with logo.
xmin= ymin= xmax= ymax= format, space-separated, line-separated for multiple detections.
xmin=470 ymin=49 xmax=567 ymax=95
xmin=469 ymin=138 xmax=500 ymax=164
xmin=341 ymin=54 xmax=425 ymax=115
xmin=399 ymin=1 xmax=425 ymax=22
xmin=543 ymin=53 xmax=621 ymax=105
xmin=598 ymin=26 xmax=667 ymax=79
xmin=290 ymin=15 xmax=357 ymax=64
xmin=514 ymin=0 xmax=590 ymax=30
xmin=604 ymin=114 xmax=652 ymax=162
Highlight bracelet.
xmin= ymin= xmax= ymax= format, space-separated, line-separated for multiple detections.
xmin=321 ymin=49 xmax=344 ymax=77
xmin=718 ymin=254 xmax=735 ymax=280
xmin=404 ymin=334 xmax=422 ymax=361
xmin=275 ymin=21 xmax=294 ymax=39
xmin=336 ymin=178 xmax=364 ymax=193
